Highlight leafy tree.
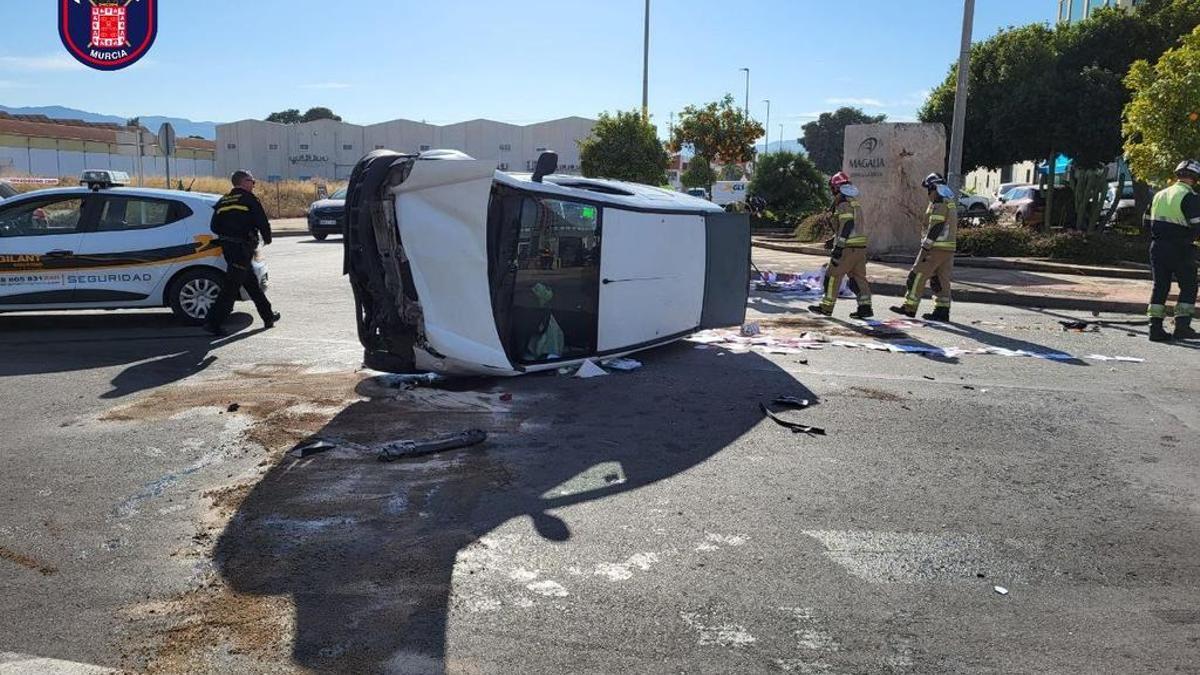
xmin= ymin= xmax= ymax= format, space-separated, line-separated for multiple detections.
xmin=265 ymin=108 xmax=302 ymax=124
xmin=681 ymin=156 xmax=716 ymax=191
xmin=748 ymin=151 xmax=828 ymax=220
xmin=301 ymin=107 xmax=343 ymax=123
xmin=266 ymin=107 xmax=344 ymax=124
xmin=1124 ymin=25 xmax=1200 ymax=184
xmin=919 ymin=1 xmax=1200 ymax=229
xmin=800 ymin=107 xmax=887 ymax=174
xmin=126 ymin=117 xmax=140 ymax=127
xmin=668 ymin=94 xmax=764 ymax=165
xmin=719 ymin=163 xmax=745 ymax=181
xmin=578 ymin=110 xmax=669 ymax=185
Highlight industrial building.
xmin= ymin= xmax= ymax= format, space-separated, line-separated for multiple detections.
xmin=1057 ymin=0 xmax=1141 ymax=23
xmin=216 ymin=116 xmax=596 ymax=182
xmin=0 ymin=112 xmax=216 ymax=179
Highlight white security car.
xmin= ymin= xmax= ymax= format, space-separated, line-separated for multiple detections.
xmin=0 ymin=170 xmax=267 ymax=324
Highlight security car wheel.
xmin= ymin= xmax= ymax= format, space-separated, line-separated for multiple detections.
xmin=169 ymin=268 xmax=223 ymax=325
xmin=313 ymin=233 xmax=329 ymax=241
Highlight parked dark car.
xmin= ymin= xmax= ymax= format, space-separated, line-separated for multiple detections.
xmin=306 ymin=187 xmax=346 ymax=241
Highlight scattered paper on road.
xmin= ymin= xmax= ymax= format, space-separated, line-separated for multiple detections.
xmin=575 ymin=359 xmax=609 ymax=378
xmin=753 ymin=270 xmax=854 ymax=299
xmin=602 ymin=357 xmax=643 ymax=371
xmin=688 ymin=329 xmax=1144 ymax=364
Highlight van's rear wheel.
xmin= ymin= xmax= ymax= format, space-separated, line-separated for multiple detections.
xmin=169 ymin=268 xmax=224 ymax=325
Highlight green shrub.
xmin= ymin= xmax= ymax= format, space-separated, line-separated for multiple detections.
xmin=956 ymin=225 xmax=1149 ymax=264
xmin=792 ymin=211 xmax=836 ymax=242
xmin=956 ymin=225 xmax=1036 ymax=257
xmin=1030 ymin=231 xmax=1148 ymax=265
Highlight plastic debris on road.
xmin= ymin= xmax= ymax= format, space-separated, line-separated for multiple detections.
xmin=772 ymin=395 xmax=812 ymax=409
xmin=602 ymin=357 xmax=643 ymax=372
xmin=760 ymin=402 xmax=826 ymax=436
xmin=378 ymin=429 xmax=487 ymax=462
xmin=374 ymin=372 xmax=444 ymax=389
xmin=290 ymin=437 xmax=338 ymax=458
xmin=575 ymin=359 xmax=609 ymax=378
xmin=993 ymin=585 xmax=1009 ymax=596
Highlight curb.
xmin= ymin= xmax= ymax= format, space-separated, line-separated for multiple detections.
xmin=752 ymin=240 xmax=1151 ymax=280
xmin=846 ymin=281 xmax=1147 ymax=315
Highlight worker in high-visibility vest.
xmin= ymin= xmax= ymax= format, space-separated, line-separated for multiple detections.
xmin=809 ymin=172 xmax=873 ymax=318
xmin=891 ymin=173 xmax=957 ymax=322
xmin=1145 ymin=159 xmax=1200 ymax=342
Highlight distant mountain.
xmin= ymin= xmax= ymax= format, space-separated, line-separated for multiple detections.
xmin=0 ymin=104 xmax=218 ymax=139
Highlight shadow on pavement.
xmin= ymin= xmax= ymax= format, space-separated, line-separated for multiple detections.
xmin=0 ymin=311 xmax=257 ymax=395
xmin=926 ymin=319 xmax=1090 ymax=366
xmin=214 ymin=345 xmax=812 ymax=673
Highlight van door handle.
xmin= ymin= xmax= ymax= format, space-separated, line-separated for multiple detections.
xmin=602 ymin=276 xmax=664 ymax=285
xmin=45 ymin=250 xmax=74 ymax=257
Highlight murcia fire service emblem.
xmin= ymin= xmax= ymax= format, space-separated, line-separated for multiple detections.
xmin=59 ymin=0 xmax=157 ymax=71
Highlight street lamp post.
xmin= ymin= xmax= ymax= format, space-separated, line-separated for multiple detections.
xmin=642 ymin=0 xmax=650 ymax=121
xmin=763 ymin=99 xmax=770 ymax=155
xmin=739 ymin=68 xmax=750 ymax=117
xmin=947 ymin=0 xmax=976 ymax=195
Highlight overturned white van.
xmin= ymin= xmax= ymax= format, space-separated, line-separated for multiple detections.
xmin=342 ymin=150 xmax=750 ymax=376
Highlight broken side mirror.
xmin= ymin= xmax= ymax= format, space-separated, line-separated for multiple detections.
xmin=532 ymin=151 xmax=558 ymax=183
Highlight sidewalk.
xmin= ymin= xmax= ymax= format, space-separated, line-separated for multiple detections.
xmin=271 ymin=217 xmax=310 ymax=237
xmin=753 ymin=248 xmax=1161 ymax=315
xmin=753 ymin=237 xmax=1151 ymax=279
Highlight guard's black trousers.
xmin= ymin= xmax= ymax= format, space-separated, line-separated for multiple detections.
xmin=205 ymin=241 xmax=273 ymax=328
xmin=1148 ymin=240 xmax=1198 ymax=319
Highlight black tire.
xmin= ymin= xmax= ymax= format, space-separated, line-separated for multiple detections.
xmin=168 ymin=267 xmax=224 ymax=325
xmin=968 ymin=205 xmax=988 ymax=217
xmin=313 ymin=232 xmax=328 ymax=241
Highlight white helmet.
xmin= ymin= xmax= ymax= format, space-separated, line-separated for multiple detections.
xmin=1176 ymin=159 xmax=1200 ymax=178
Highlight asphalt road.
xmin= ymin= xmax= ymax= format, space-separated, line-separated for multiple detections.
xmin=1 ymin=237 xmax=1198 ymax=674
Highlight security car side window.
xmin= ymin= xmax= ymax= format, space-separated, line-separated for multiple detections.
xmin=95 ymin=197 xmax=190 ymax=232
xmin=0 ymin=196 xmax=87 ymax=238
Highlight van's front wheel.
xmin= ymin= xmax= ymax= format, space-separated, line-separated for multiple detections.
xmin=169 ymin=268 xmax=224 ymax=325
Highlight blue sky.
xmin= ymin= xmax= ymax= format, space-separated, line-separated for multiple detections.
xmin=0 ymin=1 xmax=1055 ymax=139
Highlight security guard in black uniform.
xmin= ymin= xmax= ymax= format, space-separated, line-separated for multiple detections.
xmin=1145 ymin=159 xmax=1200 ymax=342
xmin=204 ymin=170 xmax=279 ymax=336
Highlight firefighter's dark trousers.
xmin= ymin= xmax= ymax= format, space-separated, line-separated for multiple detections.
xmin=1147 ymin=240 xmax=1197 ymax=319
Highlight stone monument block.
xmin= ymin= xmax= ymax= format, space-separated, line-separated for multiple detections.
xmin=842 ymin=123 xmax=947 ymax=255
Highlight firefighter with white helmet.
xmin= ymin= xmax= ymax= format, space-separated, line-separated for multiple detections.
xmin=891 ymin=172 xmax=957 ymax=322
xmin=1145 ymin=159 xmax=1200 ymax=342
xmin=809 ymin=172 xmax=873 ymax=318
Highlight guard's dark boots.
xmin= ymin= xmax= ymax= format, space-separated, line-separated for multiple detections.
xmin=263 ymin=311 xmax=281 ymax=329
xmin=1149 ymin=318 xmax=1173 ymax=342
xmin=807 ymin=304 xmax=832 ymax=316
xmin=849 ymin=305 xmax=874 ymax=320
xmin=1173 ymin=316 xmax=1199 ymax=340
xmin=890 ymin=305 xmax=916 ymax=318
xmin=922 ymin=307 xmax=951 ymax=322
